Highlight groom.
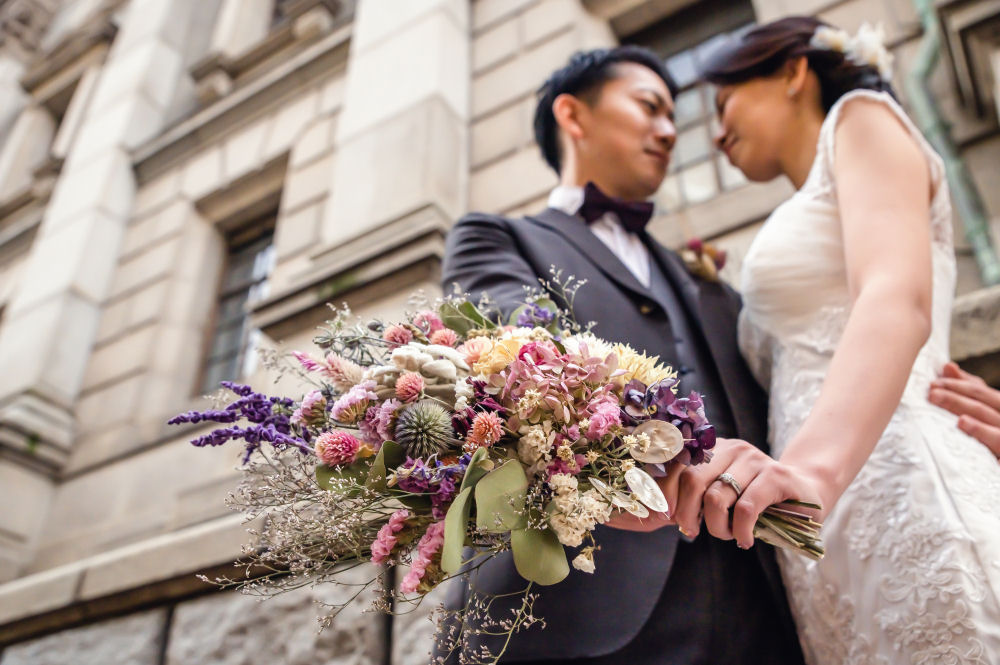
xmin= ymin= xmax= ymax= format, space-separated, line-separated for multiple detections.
xmin=436 ymin=46 xmax=805 ymax=664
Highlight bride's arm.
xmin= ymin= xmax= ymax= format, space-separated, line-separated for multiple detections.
xmin=672 ymin=99 xmax=934 ymax=548
xmin=774 ymin=98 xmax=934 ymax=512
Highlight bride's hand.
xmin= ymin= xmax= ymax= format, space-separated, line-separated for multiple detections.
xmin=668 ymin=437 xmax=824 ymax=548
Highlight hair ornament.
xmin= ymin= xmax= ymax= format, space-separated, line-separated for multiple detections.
xmin=810 ymin=22 xmax=893 ymax=80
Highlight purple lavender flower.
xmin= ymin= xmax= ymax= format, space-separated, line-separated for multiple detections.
xmin=168 ymin=382 xmax=308 ymax=463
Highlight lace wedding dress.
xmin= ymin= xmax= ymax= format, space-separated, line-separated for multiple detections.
xmin=738 ymin=90 xmax=1000 ymax=664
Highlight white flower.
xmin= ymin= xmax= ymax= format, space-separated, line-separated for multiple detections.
xmin=810 ymin=25 xmax=850 ymax=53
xmin=549 ymin=511 xmax=587 ymax=547
xmin=849 ymin=22 xmax=893 ymax=79
xmin=517 ymin=424 xmax=554 ymax=468
xmin=810 ymin=22 xmax=893 ymax=81
xmin=549 ymin=473 xmax=578 ymax=496
xmin=572 ymin=549 xmax=596 ymax=574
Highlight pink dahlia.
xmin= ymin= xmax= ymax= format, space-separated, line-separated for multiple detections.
xmin=429 ymin=328 xmax=458 ymax=347
xmin=383 ymin=324 xmax=413 ymax=348
xmin=315 ymin=430 xmax=361 ymax=466
xmin=395 ymin=372 xmax=424 ymax=403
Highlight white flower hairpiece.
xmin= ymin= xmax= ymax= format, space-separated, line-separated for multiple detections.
xmin=809 ymin=22 xmax=894 ymax=80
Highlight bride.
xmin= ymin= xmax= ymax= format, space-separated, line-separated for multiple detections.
xmin=666 ymin=16 xmax=1000 ymax=664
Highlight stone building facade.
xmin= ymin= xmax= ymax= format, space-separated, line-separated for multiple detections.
xmin=0 ymin=0 xmax=998 ymax=662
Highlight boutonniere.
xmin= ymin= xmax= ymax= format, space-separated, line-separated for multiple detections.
xmin=680 ymin=238 xmax=727 ymax=282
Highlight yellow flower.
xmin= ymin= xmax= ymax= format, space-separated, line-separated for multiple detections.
xmin=613 ymin=343 xmax=678 ymax=387
xmin=472 ymin=329 xmax=533 ymax=375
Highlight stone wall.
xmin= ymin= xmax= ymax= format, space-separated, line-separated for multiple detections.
xmin=0 ymin=0 xmax=998 ymax=663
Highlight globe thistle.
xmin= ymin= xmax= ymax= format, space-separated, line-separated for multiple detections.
xmin=394 ymin=400 xmax=456 ymax=458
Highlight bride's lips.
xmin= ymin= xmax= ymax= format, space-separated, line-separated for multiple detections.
xmin=721 ymin=138 xmax=739 ymax=161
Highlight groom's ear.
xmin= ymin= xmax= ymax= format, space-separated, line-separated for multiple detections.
xmin=552 ymin=93 xmax=587 ymax=142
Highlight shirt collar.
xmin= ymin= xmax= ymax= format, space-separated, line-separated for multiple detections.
xmin=547 ymin=185 xmax=585 ymax=216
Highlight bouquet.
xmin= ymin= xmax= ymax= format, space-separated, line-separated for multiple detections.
xmin=170 ymin=285 xmax=822 ymax=663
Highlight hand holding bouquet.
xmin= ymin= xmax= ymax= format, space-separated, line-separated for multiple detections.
xmin=170 ymin=288 xmax=822 ymax=662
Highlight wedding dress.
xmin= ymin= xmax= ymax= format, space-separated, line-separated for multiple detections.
xmin=737 ymin=89 xmax=1000 ymax=664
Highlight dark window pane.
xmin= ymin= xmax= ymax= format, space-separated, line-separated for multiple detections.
xmin=200 ymin=223 xmax=274 ymax=394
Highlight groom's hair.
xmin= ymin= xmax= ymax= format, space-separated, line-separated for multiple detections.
xmin=533 ymin=46 xmax=677 ymax=174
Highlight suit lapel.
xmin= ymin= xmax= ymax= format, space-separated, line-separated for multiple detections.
xmin=526 ymin=208 xmax=651 ymax=303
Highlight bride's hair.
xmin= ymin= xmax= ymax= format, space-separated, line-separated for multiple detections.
xmin=700 ymin=16 xmax=895 ymax=112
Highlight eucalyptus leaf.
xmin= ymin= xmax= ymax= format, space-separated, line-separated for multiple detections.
xmin=366 ymin=440 xmax=405 ymax=491
xmin=316 ymin=462 xmax=367 ymax=490
xmin=441 ymin=487 xmax=473 ymax=574
xmin=475 ymin=460 xmax=528 ymax=532
xmin=511 ymin=527 xmax=569 ymax=585
xmin=459 ymin=447 xmax=493 ymax=494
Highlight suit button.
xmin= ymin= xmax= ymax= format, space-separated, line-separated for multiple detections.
xmin=639 ymin=302 xmax=654 ymax=315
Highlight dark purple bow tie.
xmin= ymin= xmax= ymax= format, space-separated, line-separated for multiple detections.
xmin=577 ymin=182 xmax=654 ymax=234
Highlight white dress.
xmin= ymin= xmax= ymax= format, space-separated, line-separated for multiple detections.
xmin=737 ymin=89 xmax=1000 ymax=665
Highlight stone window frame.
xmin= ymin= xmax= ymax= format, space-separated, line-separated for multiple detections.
xmin=199 ymin=216 xmax=277 ymax=394
xmin=625 ymin=0 xmax=756 ymax=213
xmin=190 ymin=0 xmax=354 ymax=106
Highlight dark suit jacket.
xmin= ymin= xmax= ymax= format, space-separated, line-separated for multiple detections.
xmin=438 ymin=208 xmax=794 ymax=662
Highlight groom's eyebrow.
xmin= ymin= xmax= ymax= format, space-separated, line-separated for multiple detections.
xmin=638 ymin=87 xmax=675 ymax=121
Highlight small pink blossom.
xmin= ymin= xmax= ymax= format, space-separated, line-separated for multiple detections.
xmin=371 ymin=509 xmax=410 ymax=564
xmin=383 ymin=324 xmax=413 ymax=348
xmin=458 ymin=337 xmax=491 ymax=365
xmin=373 ymin=398 xmax=401 ymax=442
xmin=395 ymin=372 xmax=425 ymax=403
xmin=546 ymin=455 xmax=587 ymax=478
xmin=323 ymin=352 xmax=364 ymax=389
xmin=400 ymin=521 xmax=445 ymax=593
xmin=315 ymin=430 xmax=361 ymax=466
xmin=331 ymin=380 xmax=377 ymax=424
xmin=291 ymin=390 xmax=327 ymax=426
xmin=429 ymin=328 xmax=458 ymax=347
xmin=413 ymin=311 xmax=445 ymax=335
xmin=585 ymin=396 xmax=621 ymax=440
xmin=465 ymin=411 xmax=504 ymax=452
xmin=293 ymin=351 xmax=324 ymax=373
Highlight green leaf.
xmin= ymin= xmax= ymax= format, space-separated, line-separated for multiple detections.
xmin=511 ymin=527 xmax=569 ymax=585
xmin=366 ymin=441 xmax=406 ymax=491
xmin=441 ymin=487 xmax=473 ymax=574
xmin=316 ymin=462 xmax=368 ymax=490
xmin=474 ymin=460 xmax=528 ymax=532
xmin=395 ymin=493 xmax=433 ymax=511
xmin=440 ymin=300 xmax=496 ymax=336
xmin=459 ymin=447 xmax=493 ymax=494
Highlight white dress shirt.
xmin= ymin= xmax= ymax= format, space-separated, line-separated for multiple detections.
xmin=547 ymin=185 xmax=652 ymax=288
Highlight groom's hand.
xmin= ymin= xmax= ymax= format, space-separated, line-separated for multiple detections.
xmin=604 ymin=462 xmax=685 ymax=532
xmin=929 ymin=362 xmax=1000 ymax=459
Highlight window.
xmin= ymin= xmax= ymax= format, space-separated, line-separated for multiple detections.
xmin=200 ymin=221 xmax=276 ymax=393
xmin=626 ymin=0 xmax=755 ymax=212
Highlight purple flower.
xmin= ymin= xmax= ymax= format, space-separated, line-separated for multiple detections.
xmin=169 ymin=383 xmax=307 ymax=463
xmin=516 ymin=302 xmax=555 ymax=328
